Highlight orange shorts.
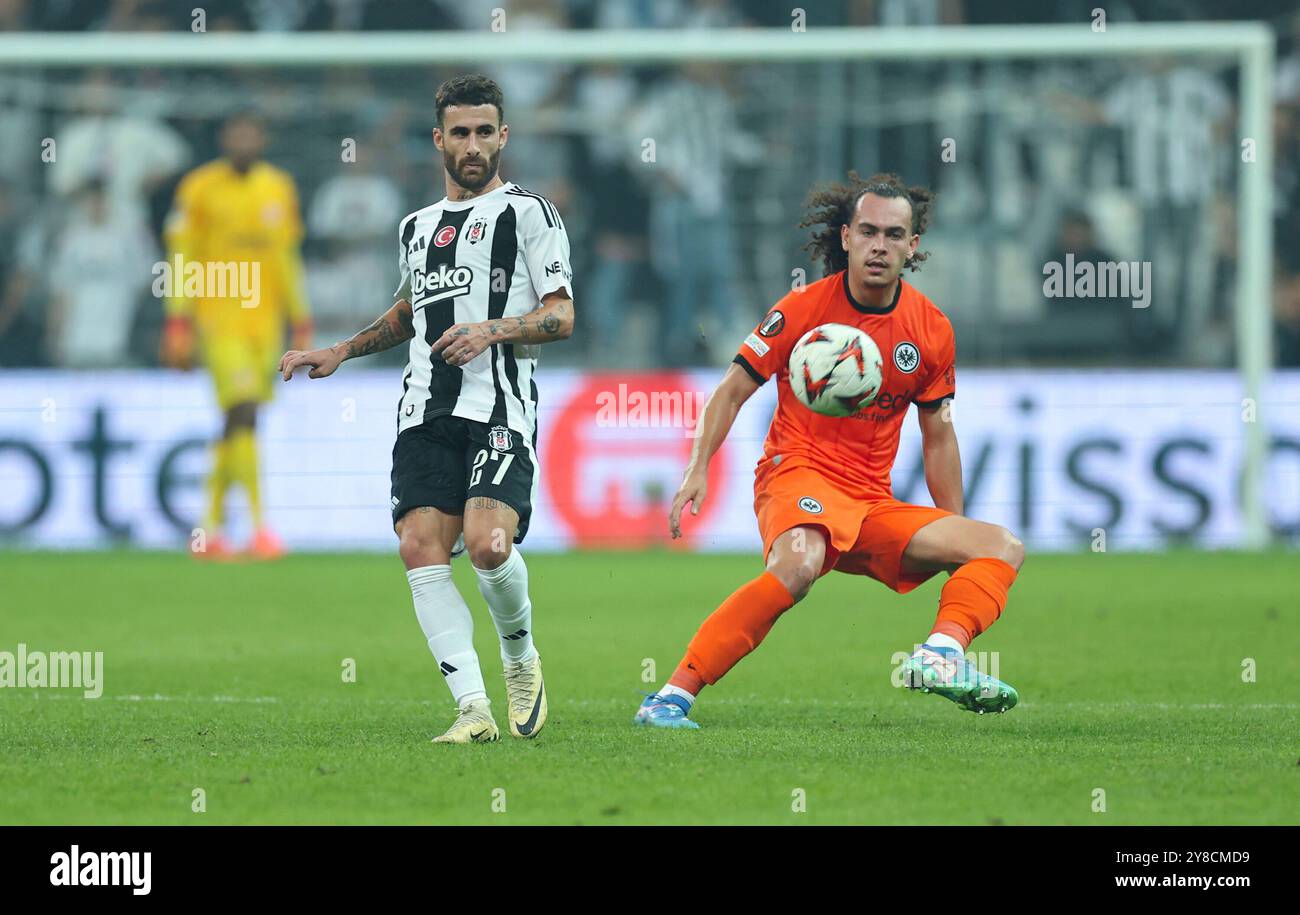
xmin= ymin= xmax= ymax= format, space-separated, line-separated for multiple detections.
xmin=753 ymin=460 xmax=952 ymax=594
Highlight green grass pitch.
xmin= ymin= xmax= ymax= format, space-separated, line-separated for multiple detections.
xmin=1 ymin=549 xmax=1296 ymax=825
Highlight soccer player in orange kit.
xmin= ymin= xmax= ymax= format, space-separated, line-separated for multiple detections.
xmin=634 ymin=173 xmax=1025 ymax=729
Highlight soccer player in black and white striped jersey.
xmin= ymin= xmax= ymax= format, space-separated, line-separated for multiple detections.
xmin=279 ymin=75 xmax=572 ymax=744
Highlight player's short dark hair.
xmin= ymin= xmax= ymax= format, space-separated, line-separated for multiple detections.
xmin=222 ymin=107 xmax=265 ymax=132
xmin=800 ymin=171 xmax=935 ymax=275
xmin=435 ymin=74 xmax=505 ymax=128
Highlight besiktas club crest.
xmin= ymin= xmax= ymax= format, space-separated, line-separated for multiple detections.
xmin=489 ymin=425 xmax=513 ymax=452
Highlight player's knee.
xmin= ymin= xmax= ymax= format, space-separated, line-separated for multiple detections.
xmin=397 ymin=524 xmax=448 ymax=569
xmin=997 ymin=528 xmax=1025 ymax=572
xmin=771 ymin=555 xmax=820 ymax=603
xmin=465 ymin=533 xmax=510 ymax=570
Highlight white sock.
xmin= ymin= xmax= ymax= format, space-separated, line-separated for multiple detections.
xmin=924 ymin=632 xmax=965 ymax=654
xmin=659 ymin=684 xmax=696 ymax=708
xmin=473 ymin=548 xmax=537 ymax=665
xmin=407 ymin=565 xmax=487 ymax=707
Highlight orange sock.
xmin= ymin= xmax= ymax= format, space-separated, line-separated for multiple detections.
xmin=668 ymin=570 xmax=796 ymax=694
xmin=931 ymin=558 xmax=1019 ymax=648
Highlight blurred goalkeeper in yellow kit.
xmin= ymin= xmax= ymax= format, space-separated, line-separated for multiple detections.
xmin=161 ymin=111 xmax=312 ymax=559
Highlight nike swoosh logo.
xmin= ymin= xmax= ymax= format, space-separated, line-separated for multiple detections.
xmin=470 ymin=729 xmax=489 ymax=740
xmin=515 ymin=677 xmax=545 ymax=736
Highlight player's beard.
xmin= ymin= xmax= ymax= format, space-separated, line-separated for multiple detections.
xmin=446 ymin=148 xmax=501 ymax=192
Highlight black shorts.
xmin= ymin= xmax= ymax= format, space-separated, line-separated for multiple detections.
xmin=390 ymin=416 xmax=536 ymax=542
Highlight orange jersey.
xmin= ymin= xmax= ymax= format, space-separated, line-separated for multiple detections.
xmin=734 ymin=271 xmax=956 ymax=500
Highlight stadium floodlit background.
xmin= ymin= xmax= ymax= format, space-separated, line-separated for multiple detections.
xmin=0 ymin=0 xmax=1298 ymax=554
xmin=0 ymin=2 xmax=1297 ymax=829
xmin=3 ymin=1 xmax=1300 ymax=372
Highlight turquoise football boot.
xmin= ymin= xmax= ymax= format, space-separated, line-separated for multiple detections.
xmin=901 ymin=644 xmax=1019 ymax=714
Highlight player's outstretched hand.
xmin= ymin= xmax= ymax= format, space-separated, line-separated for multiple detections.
xmin=280 ymin=344 xmax=344 ymax=381
xmin=669 ymin=471 xmax=707 ymax=539
xmin=431 ymin=322 xmax=491 ymax=368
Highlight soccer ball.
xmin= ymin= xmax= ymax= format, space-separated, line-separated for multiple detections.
xmin=788 ymin=323 xmax=884 ymax=417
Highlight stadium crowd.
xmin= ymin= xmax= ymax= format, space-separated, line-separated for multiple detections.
xmin=0 ymin=0 xmax=1298 ymax=368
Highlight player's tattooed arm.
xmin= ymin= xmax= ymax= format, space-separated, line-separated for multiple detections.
xmin=338 ymin=299 xmax=416 ymax=361
xmin=433 ymin=293 xmax=573 ymax=367
xmin=484 ymin=292 xmax=574 ymax=345
xmin=280 ymin=300 xmax=414 ymax=381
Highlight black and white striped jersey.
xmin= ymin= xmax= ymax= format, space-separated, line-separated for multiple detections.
xmin=393 ymin=181 xmax=572 ymax=437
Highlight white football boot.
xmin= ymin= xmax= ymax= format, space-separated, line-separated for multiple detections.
xmin=431 ymin=698 xmax=499 ymax=744
xmin=502 ymin=654 xmax=547 ymax=739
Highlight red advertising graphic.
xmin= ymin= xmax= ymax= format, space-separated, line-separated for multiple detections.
xmin=543 ymin=372 xmax=726 ymax=547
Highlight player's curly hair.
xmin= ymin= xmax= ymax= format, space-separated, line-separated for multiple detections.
xmin=435 ymin=74 xmax=505 ymax=127
xmin=800 ymin=171 xmax=935 ymax=276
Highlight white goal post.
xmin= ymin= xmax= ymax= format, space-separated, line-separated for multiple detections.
xmin=0 ymin=23 xmax=1275 ymax=547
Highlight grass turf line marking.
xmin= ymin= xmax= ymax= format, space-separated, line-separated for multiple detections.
xmin=4 ymin=694 xmax=1295 ymax=711
xmin=4 ymin=693 xmax=282 ymax=704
